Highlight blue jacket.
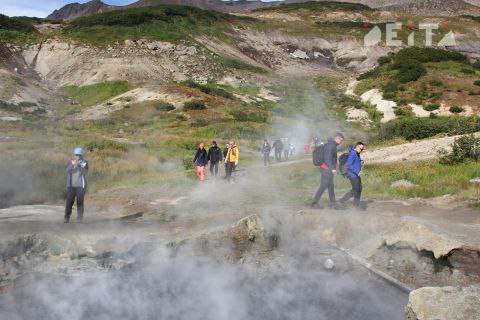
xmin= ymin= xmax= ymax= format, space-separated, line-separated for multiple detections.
xmin=346 ymin=146 xmax=362 ymax=178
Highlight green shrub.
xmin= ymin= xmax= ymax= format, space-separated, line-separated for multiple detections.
xmin=154 ymin=101 xmax=175 ymax=111
xmin=430 ymin=80 xmax=444 ymax=87
xmin=391 ymin=59 xmax=427 ymax=83
xmin=380 ymin=116 xmax=480 ymax=140
xmin=357 ymin=67 xmax=380 ymax=80
xmin=474 ymin=80 xmax=480 ymax=86
xmin=183 ymin=99 xmax=206 ymax=110
xmin=0 ymin=14 xmax=35 ymax=33
xmin=393 ymin=106 xmax=414 ymax=117
xmin=423 ymin=104 xmax=440 ymax=111
xmin=378 ymin=56 xmax=391 ymax=66
xmin=440 ymin=134 xmax=480 ymax=164
xmin=230 ymin=110 xmax=267 ymax=122
xmin=461 ymin=68 xmax=476 ymax=75
xmin=450 ymin=105 xmax=464 ymax=113
xmin=392 ymin=47 xmax=467 ymax=64
xmin=473 ymin=61 xmax=480 ymax=69
xmin=182 ymin=80 xmax=233 ymax=99
xmin=84 ymin=140 xmax=128 ymax=152
xmin=382 ymin=81 xmax=400 ymax=100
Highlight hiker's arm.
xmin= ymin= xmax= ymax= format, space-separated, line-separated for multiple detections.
xmin=324 ymin=144 xmax=336 ymax=170
xmin=193 ymin=150 xmax=199 ymax=163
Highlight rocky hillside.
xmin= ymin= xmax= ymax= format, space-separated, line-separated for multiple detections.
xmin=46 ymin=0 xmax=480 ymax=21
xmin=47 ymin=0 xmax=115 ymax=21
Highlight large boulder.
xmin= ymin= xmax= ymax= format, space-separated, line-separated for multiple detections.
xmin=407 ymin=285 xmax=480 ymax=320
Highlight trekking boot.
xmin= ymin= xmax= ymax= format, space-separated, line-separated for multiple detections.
xmin=332 ymin=202 xmax=347 ymax=210
xmin=310 ymin=202 xmax=322 ymax=209
xmin=354 ymin=202 xmax=367 ymax=211
xmin=64 ymin=216 xmax=70 ymax=223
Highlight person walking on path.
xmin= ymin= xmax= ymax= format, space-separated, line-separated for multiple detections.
xmin=64 ymin=147 xmax=89 ymax=223
xmin=272 ymin=139 xmax=284 ymax=162
xmin=311 ymin=132 xmax=344 ymax=209
xmin=339 ymin=142 xmax=365 ymax=210
xmin=208 ymin=141 xmax=223 ymax=178
xmin=193 ymin=143 xmax=209 ymax=181
xmin=261 ymin=139 xmax=271 ymax=166
xmin=225 ymin=140 xmax=239 ymax=183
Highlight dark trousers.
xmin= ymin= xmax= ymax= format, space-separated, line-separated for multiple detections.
xmin=263 ymin=154 xmax=270 ymax=166
xmin=65 ymin=187 xmax=85 ymax=221
xmin=275 ymin=150 xmax=282 ymax=161
xmin=225 ymin=162 xmax=236 ymax=181
xmin=340 ymin=176 xmax=362 ymax=206
xmin=313 ymin=171 xmax=336 ymax=204
xmin=284 ymin=150 xmax=289 ymax=160
xmin=210 ymin=161 xmax=219 ymax=176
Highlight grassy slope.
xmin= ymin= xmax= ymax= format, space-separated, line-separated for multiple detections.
xmin=60 ymin=5 xmax=255 ymax=45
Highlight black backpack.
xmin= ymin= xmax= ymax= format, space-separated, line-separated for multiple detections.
xmin=312 ymin=144 xmax=325 ymax=166
xmin=338 ymin=152 xmax=349 ymax=176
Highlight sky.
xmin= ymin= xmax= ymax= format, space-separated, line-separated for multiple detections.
xmin=0 ymin=0 xmax=137 ymax=18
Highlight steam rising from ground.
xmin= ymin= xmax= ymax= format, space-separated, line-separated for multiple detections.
xmin=1 ymin=248 xmax=406 ymax=320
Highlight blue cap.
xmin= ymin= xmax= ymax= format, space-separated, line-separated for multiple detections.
xmin=73 ymin=147 xmax=84 ymax=156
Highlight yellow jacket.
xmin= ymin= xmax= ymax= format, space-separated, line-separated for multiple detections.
xmin=226 ymin=145 xmax=239 ymax=163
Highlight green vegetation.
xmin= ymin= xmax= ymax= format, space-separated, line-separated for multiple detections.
xmin=256 ymin=1 xmax=372 ymax=12
xmin=440 ymin=134 xmax=480 ymax=164
xmin=423 ymin=104 xmax=440 ymax=111
xmin=356 ymin=47 xmax=474 ymax=107
xmin=475 ymin=80 xmax=480 ymax=86
xmin=63 ymin=5 xmax=255 ymax=44
xmin=450 ymin=106 xmax=464 ymax=113
xmin=379 ymin=116 xmax=480 ymax=141
xmin=62 ymin=81 xmax=131 ymax=107
xmin=183 ymin=99 xmax=206 ymax=110
xmin=0 ymin=14 xmax=38 ymax=43
xmin=215 ymin=55 xmax=267 ymax=74
xmin=230 ymin=110 xmax=267 ymax=123
xmin=182 ymin=80 xmax=233 ymax=99
xmin=154 ymin=101 xmax=175 ymax=111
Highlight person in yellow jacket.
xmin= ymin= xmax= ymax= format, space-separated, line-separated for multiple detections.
xmin=225 ymin=140 xmax=239 ymax=183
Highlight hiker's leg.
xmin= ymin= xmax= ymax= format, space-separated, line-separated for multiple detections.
xmin=339 ymin=177 xmax=355 ymax=203
xmin=210 ymin=163 xmax=214 ymax=175
xmin=76 ymin=187 xmax=85 ymax=222
xmin=327 ymin=174 xmax=336 ymax=203
xmin=199 ymin=166 xmax=205 ymax=181
xmin=214 ymin=162 xmax=219 ymax=176
xmin=313 ymin=173 xmax=330 ymax=204
xmin=226 ymin=163 xmax=233 ymax=181
xmin=196 ymin=166 xmax=202 ymax=180
xmin=64 ymin=187 xmax=76 ymax=222
xmin=353 ymin=177 xmax=362 ymax=206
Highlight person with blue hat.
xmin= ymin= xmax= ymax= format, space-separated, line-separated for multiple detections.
xmin=64 ymin=147 xmax=89 ymax=223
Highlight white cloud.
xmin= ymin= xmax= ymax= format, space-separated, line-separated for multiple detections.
xmin=0 ymin=4 xmax=51 ymax=17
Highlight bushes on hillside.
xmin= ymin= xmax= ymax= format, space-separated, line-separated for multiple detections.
xmin=230 ymin=110 xmax=267 ymax=122
xmin=182 ymin=80 xmax=233 ymax=99
xmin=154 ymin=101 xmax=175 ymax=111
xmin=0 ymin=14 xmax=35 ymax=33
xmin=379 ymin=116 xmax=480 ymax=140
xmin=423 ymin=104 xmax=440 ymax=111
xmin=183 ymin=100 xmax=206 ymax=110
xmin=440 ymin=134 xmax=480 ymax=164
xmin=450 ymin=106 xmax=464 ymax=113
xmin=391 ymin=59 xmax=427 ymax=83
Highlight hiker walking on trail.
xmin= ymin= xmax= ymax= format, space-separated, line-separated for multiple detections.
xmin=272 ymin=139 xmax=283 ymax=162
xmin=193 ymin=143 xmax=209 ymax=182
xmin=339 ymin=142 xmax=365 ymax=210
xmin=208 ymin=141 xmax=222 ymax=178
xmin=311 ymin=132 xmax=344 ymax=209
xmin=225 ymin=140 xmax=239 ymax=183
xmin=261 ymin=139 xmax=271 ymax=166
xmin=65 ymin=147 xmax=89 ymax=223
xmin=223 ymin=142 xmax=230 ymax=176
xmin=283 ymin=139 xmax=290 ymax=161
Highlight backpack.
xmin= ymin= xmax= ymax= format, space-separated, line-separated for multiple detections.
xmin=312 ymin=144 xmax=325 ymax=166
xmin=338 ymin=153 xmax=349 ymax=176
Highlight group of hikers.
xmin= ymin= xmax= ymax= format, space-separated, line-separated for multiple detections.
xmin=261 ymin=138 xmax=295 ymax=166
xmin=63 ymin=132 xmax=365 ymax=223
xmin=193 ymin=140 xmax=239 ymax=183
xmin=310 ymin=132 xmax=366 ymax=211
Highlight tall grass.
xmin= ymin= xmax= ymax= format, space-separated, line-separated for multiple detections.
xmin=62 ymin=81 xmax=131 ymax=106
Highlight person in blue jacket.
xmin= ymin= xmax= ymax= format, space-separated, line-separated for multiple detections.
xmin=339 ymin=142 xmax=365 ymax=209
